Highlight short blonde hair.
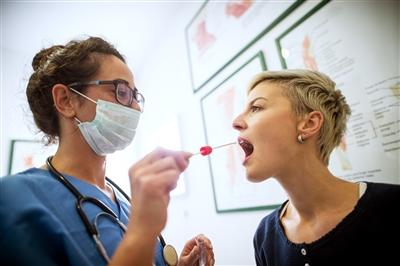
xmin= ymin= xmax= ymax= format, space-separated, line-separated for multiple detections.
xmin=248 ymin=69 xmax=351 ymax=165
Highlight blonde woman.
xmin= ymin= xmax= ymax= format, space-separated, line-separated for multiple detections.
xmin=233 ymin=69 xmax=400 ymax=266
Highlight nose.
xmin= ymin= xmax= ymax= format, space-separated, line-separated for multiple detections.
xmin=130 ymin=100 xmax=142 ymax=112
xmin=128 ymin=99 xmax=143 ymax=113
xmin=232 ymin=113 xmax=246 ymax=131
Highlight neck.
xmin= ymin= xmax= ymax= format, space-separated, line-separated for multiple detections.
xmin=277 ymin=155 xmax=358 ymax=221
xmin=50 ymin=135 xmax=108 ymax=189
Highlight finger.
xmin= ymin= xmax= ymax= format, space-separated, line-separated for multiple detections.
xmin=160 ymin=150 xmax=192 ymax=172
xmin=129 ymin=147 xmax=170 ymax=172
xmin=183 ymin=245 xmax=200 ymax=265
xmin=130 ymin=170 xmax=181 ymax=203
xmin=134 ymin=156 xmax=180 ymax=177
xmin=130 ymin=148 xmax=191 ymax=173
xmin=173 ymin=151 xmax=192 ymax=172
xmin=155 ymin=148 xmax=192 ymax=165
xmin=195 ymin=235 xmax=214 ymax=266
xmin=181 ymin=237 xmax=197 ymax=254
xmin=208 ymin=256 xmax=215 ymax=266
xmin=206 ymin=248 xmax=215 ymax=266
xmin=132 ymin=155 xmax=183 ymax=194
xmin=140 ymin=169 xmax=181 ymax=193
xmin=196 ymin=235 xmax=213 ymax=249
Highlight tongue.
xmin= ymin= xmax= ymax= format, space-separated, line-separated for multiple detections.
xmin=240 ymin=141 xmax=254 ymax=157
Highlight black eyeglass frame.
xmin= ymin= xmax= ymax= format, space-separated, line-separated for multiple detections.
xmin=68 ymin=79 xmax=145 ymax=112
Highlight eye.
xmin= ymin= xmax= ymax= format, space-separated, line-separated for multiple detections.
xmin=116 ymin=83 xmax=131 ymax=97
xmin=117 ymin=87 xmax=128 ymax=97
xmin=250 ymin=105 xmax=262 ymax=113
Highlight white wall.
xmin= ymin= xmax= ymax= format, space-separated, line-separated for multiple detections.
xmin=126 ymin=1 xmax=323 ymax=265
xmin=0 ymin=46 xmax=38 ymax=173
xmin=1 ymin=1 xmax=399 ymax=265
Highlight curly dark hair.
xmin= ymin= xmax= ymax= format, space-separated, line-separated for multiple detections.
xmin=26 ymin=36 xmax=125 ymax=144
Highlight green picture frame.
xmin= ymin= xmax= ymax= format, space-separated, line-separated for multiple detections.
xmin=200 ymin=51 xmax=287 ymax=213
xmin=275 ymin=0 xmax=330 ymax=69
xmin=275 ymin=0 xmax=400 ymax=185
xmin=7 ymin=139 xmax=56 ymax=175
xmin=185 ymin=0 xmax=305 ymax=93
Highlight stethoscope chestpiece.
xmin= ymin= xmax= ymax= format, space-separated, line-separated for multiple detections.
xmin=163 ymin=244 xmax=178 ymax=266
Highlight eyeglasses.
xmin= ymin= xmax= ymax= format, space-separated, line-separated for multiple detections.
xmin=68 ymin=79 xmax=145 ymax=112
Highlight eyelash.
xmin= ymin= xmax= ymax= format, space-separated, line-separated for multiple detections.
xmin=250 ymin=105 xmax=262 ymax=112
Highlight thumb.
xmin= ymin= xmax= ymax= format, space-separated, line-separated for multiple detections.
xmin=179 ymin=246 xmax=199 ymax=266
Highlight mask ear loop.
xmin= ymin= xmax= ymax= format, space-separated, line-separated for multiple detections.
xmin=69 ymin=87 xmax=97 ymax=104
xmin=69 ymin=87 xmax=97 ymax=124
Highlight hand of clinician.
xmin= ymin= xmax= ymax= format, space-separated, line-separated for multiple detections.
xmin=128 ymin=147 xmax=192 ymax=237
xmin=178 ymin=234 xmax=215 ymax=266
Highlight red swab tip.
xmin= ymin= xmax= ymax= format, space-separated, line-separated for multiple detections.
xmin=200 ymin=146 xmax=213 ymax=156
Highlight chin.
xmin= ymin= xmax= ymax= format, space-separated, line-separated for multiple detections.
xmin=245 ymin=170 xmax=268 ymax=183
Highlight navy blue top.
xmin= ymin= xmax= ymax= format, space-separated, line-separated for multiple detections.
xmin=0 ymin=168 xmax=166 ymax=266
xmin=253 ymin=182 xmax=400 ymax=266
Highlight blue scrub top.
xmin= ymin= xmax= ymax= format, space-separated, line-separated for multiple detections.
xmin=0 ymin=168 xmax=166 ymax=266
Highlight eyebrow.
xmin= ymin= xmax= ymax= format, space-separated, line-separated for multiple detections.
xmin=248 ymin=97 xmax=268 ymax=105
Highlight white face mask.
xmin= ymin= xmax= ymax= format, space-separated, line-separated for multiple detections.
xmin=72 ymin=90 xmax=141 ymax=156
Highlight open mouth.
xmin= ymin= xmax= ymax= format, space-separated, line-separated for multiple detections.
xmin=238 ymin=138 xmax=254 ymax=158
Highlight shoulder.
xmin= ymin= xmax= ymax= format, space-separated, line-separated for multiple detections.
xmin=1 ymin=168 xmax=54 ymax=197
xmin=357 ymin=182 xmax=400 ymax=213
xmin=254 ymin=204 xmax=284 ymax=246
xmin=0 ymin=168 xmax=61 ymax=217
xmin=1 ymin=167 xmax=52 ymax=182
xmin=0 ymin=169 xmax=65 ymax=258
xmin=364 ymin=182 xmax=400 ymax=201
xmin=255 ymin=210 xmax=279 ymax=234
xmin=1 ymin=168 xmax=49 ymax=188
xmin=365 ymin=181 xmax=400 ymax=192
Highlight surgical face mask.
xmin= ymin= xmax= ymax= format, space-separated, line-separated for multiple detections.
xmin=71 ymin=89 xmax=141 ymax=156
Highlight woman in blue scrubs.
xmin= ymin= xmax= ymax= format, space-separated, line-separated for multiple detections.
xmin=0 ymin=36 xmax=214 ymax=266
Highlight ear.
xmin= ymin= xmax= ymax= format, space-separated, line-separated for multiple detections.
xmin=52 ymin=84 xmax=77 ymax=118
xmin=297 ymin=111 xmax=324 ymax=141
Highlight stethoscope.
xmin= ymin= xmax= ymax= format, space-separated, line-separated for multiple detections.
xmin=46 ymin=156 xmax=178 ymax=266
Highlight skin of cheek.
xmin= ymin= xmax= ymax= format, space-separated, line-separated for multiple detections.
xmin=243 ymin=82 xmax=300 ymax=182
xmin=74 ymin=94 xmax=98 ymax=122
xmin=245 ymin=113 xmax=298 ymax=182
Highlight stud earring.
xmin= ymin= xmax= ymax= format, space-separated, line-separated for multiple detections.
xmin=297 ymin=134 xmax=304 ymax=144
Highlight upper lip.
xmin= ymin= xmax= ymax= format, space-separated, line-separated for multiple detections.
xmin=238 ymin=137 xmax=254 ymax=157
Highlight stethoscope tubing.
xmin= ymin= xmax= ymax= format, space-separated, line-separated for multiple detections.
xmin=45 ymin=156 xmax=168 ymax=247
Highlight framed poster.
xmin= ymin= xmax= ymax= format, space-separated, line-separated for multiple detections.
xmin=8 ymin=139 xmax=57 ymax=175
xmin=276 ymin=0 xmax=399 ymax=184
xmin=200 ymin=51 xmax=287 ymax=212
xmin=185 ymin=0 xmax=304 ymax=93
